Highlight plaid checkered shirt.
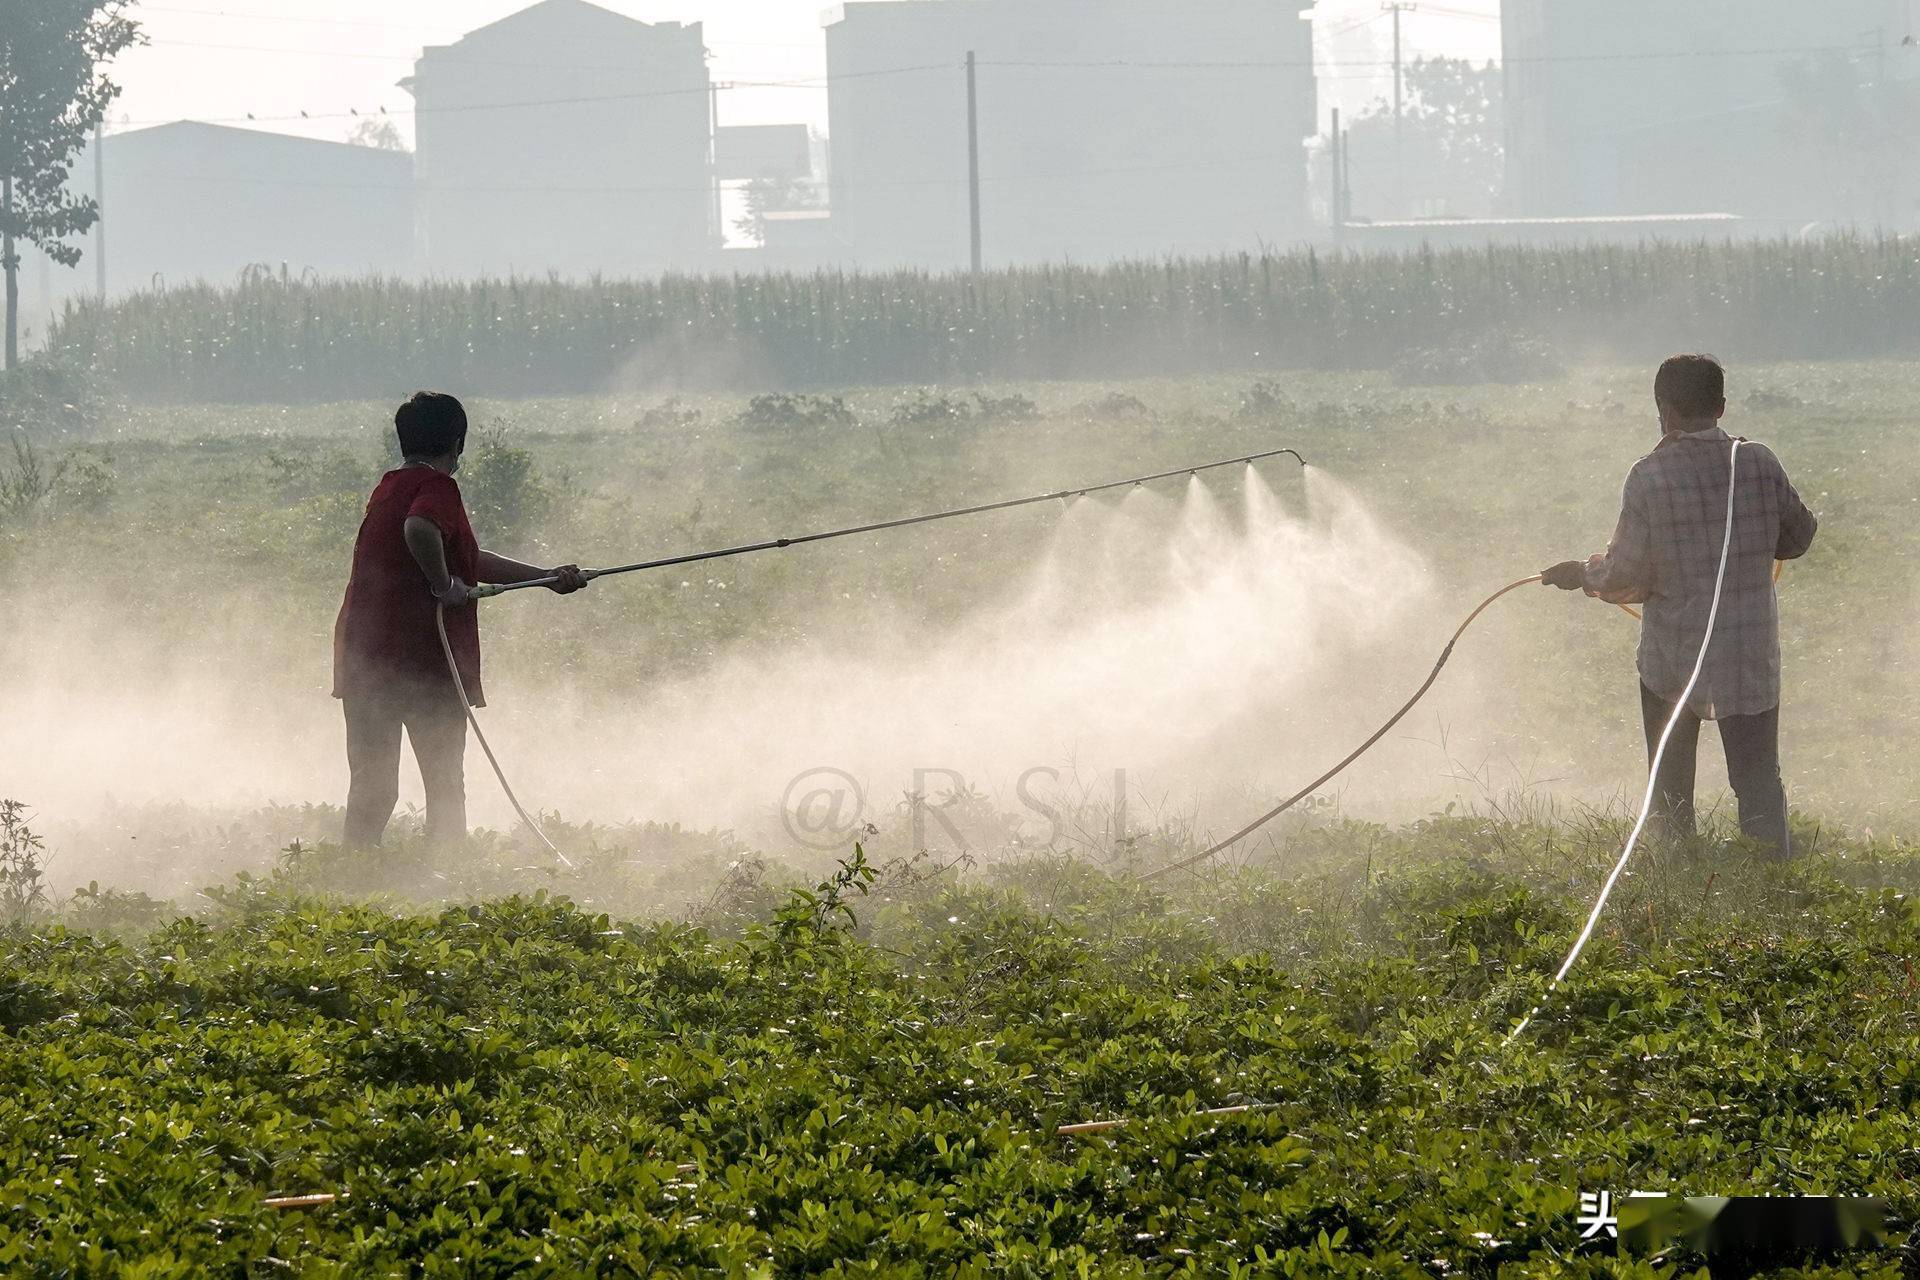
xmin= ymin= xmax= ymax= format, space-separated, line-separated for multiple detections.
xmin=1582 ymin=426 xmax=1817 ymax=719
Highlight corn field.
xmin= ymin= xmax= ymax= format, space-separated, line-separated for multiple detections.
xmin=43 ymin=233 xmax=1920 ymax=401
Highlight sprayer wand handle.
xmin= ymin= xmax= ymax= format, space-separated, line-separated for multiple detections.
xmin=469 ymin=568 xmax=607 ymax=600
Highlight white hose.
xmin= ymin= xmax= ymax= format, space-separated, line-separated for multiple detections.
xmin=435 ymin=602 xmax=574 ymax=869
xmin=1505 ymin=438 xmax=1744 ymax=1045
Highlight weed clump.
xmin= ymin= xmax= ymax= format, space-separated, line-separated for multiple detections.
xmin=264 ymin=448 xmax=368 ymax=504
xmin=970 ymin=391 xmax=1039 ymax=423
xmin=889 ymin=389 xmax=973 ymax=428
xmin=0 ymin=801 xmax=49 ymax=924
xmin=61 ymin=882 xmax=173 ymax=936
xmin=637 ymin=397 xmax=703 ymax=431
xmin=888 ymin=389 xmax=1040 ymax=429
xmin=461 ymin=425 xmax=560 ymax=537
xmin=0 ymin=434 xmax=115 ymax=524
xmin=736 ymin=392 xmax=857 ymax=432
xmin=1235 ymin=379 xmax=1295 ymax=421
xmin=1077 ymin=390 xmax=1153 ymax=420
xmin=0 ymin=360 xmax=101 ymax=438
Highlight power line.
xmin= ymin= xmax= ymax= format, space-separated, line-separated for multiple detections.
xmin=1412 ymin=5 xmax=1502 ymax=22
xmin=1323 ymin=11 xmax=1387 ymax=38
xmin=120 ymin=61 xmax=949 ymax=127
xmin=137 ymin=36 xmax=572 ymax=64
xmin=132 ymin=2 xmax=825 ymax=46
xmin=98 ymin=145 xmax=1298 ymax=198
xmin=138 ymin=35 xmax=828 ymax=67
xmin=991 ymin=43 xmax=1892 ymax=68
xmin=132 ymin=4 xmax=465 ymax=35
xmin=129 ymin=39 xmax=1901 ymax=78
xmin=156 ymin=160 xmax=1289 ymax=197
xmin=117 ymin=42 xmax=1901 ymax=130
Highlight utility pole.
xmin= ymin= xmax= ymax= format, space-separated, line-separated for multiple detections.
xmin=708 ymin=82 xmax=726 ymax=252
xmin=1498 ymin=39 xmax=1512 ymax=217
xmin=1342 ymin=122 xmax=1353 ymax=227
xmin=1330 ymin=107 xmax=1344 ymax=242
xmin=1384 ymin=1 xmax=1415 ymax=217
xmin=94 ymin=123 xmax=106 ymax=300
xmin=1873 ymin=26 xmax=1889 ymax=226
xmin=965 ymin=50 xmax=982 ymax=273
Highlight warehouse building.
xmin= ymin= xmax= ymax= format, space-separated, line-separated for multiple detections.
xmin=823 ymin=0 xmax=1318 ymax=269
xmin=17 ymin=121 xmax=412 ymax=339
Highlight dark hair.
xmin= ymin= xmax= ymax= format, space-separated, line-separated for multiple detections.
xmin=1653 ymin=354 xmax=1725 ymax=419
xmin=394 ymin=391 xmax=468 ymax=458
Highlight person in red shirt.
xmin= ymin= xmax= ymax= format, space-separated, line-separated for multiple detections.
xmin=333 ymin=392 xmax=588 ymax=848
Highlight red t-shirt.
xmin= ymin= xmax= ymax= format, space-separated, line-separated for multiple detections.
xmin=333 ymin=467 xmax=484 ymax=706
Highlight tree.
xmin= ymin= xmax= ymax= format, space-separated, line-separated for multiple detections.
xmin=1345 ymin=57 xmax=1503 ymax=221
xmin=346 ymin=117 xmax=409 ymax=153
xmin=732 ymin=171 xmax=822 ymax=247
xmin=1777 ymin=51 xmax=1920 ymax=227
xmin=0 ymin=1 xmax=141 ymax=369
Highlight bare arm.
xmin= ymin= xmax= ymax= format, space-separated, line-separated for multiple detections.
xmin=478 ymin=549 xmax=589 ymax=593
xmin=407 ymin=514 xmax=586 ymax=596
xmin=476 ymin=550 xmax=548 ymax=584
xmin=403 ymin=515 xmax=456 ymax=595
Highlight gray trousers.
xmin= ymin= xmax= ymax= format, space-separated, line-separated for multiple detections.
xmin=342 ymin=682 xmax=467 ymax=849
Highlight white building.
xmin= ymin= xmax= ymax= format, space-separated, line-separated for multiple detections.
xmin=403 ymin=0 xmax=715 ymax=278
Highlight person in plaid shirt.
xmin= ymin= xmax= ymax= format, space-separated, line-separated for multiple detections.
xmin=1541 ymin=355 xmax=1818 ymax=855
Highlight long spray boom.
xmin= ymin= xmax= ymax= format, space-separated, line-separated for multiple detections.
xmin=470 ymin=446 xmax=1306 ymax=598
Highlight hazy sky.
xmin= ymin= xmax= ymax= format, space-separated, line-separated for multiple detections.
xmin=108 ymin=0 xmax=1501 ymax=145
